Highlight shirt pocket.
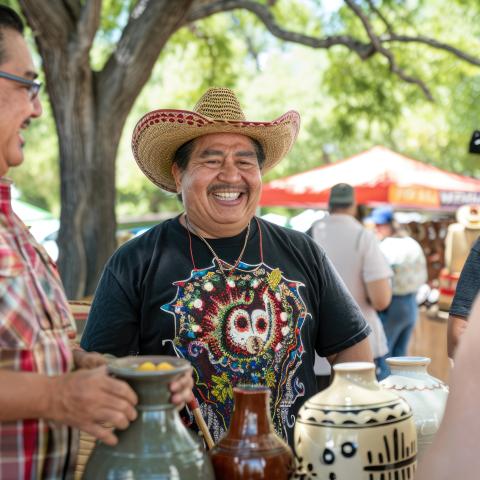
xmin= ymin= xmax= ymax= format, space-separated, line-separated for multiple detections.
xmin=0 ymin=246 xmax=38 ymax=350
xmin=33 ymin=244 xmax=76 ymax=331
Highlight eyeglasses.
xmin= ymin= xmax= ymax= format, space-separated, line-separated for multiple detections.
xmin=0 ymin=70 xmax=42 ymax=100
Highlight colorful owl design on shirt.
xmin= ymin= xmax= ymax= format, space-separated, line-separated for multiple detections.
xmin=162 ymin=259 xmax=308 ymax=442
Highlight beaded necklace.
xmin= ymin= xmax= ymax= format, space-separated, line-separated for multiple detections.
xmin=184 ymin=215 xmax=263 ymax=279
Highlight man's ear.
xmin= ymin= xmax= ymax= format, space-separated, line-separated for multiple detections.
xmin=171 ymin=163 xmax=182 ymax=192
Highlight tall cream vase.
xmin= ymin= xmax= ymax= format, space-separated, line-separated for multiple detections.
xmin=380 ymin=356 xmax=449 ymax=460
xmin=294 ymin=362 xmax=417 ymax=479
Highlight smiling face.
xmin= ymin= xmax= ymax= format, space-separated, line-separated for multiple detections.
xmin=172 ymin=132 xmax=263 ymax=238
xmin=0 ymin=28 xmax=42 ymax=176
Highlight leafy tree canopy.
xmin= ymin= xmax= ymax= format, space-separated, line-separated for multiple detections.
xmin=9 ymin=0 xmax=480 ymax=217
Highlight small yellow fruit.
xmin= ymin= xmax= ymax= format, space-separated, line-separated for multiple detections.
xmin=136 ymin=361 xmax=156 ymax=371
xmin=156 ymin=362 xmax=174 ymax=371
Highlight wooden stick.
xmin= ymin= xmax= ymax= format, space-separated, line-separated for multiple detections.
xmin=188 ymin=397 xmax=215 ymax=450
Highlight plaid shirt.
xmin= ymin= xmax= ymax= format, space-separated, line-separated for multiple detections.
xmin=0 ymin=179 xmax=78 ymax=480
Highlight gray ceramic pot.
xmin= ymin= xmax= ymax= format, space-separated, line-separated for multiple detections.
xmin=83 ymin=355 xmax=214 ymax=480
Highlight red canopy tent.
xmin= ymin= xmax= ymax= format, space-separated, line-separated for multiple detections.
xmin=260 ymin=146 xmax=480 ymax=211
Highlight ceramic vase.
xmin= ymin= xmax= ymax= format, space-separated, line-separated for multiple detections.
xmin=380 ymin=356 xmax=449 ymax=460
xmin=294 ymin=362 xmax=417 ymax=480
xmin=209 ymin=385 xmax=294 ymax=479
xmin=82 ymin=355 xmax=214 ymax=479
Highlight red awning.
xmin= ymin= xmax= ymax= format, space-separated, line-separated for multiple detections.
xmin=260 ymin=146 xmax=480 ymax=211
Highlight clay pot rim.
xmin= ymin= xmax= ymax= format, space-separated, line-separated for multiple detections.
xmin=108 ymin=355 xmax=190 ymax=378
xmin=333 ymin=361 xmax=375 ymax=372
xmin=386 ymin=356 xmax=431 ymax=367
xmin=233 ymin=385 xmax=270 ymax=394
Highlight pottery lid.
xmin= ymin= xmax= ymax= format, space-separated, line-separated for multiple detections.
xmin=108 ymin=355 xmax=190 ymax=379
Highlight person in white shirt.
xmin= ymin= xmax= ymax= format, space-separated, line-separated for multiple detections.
xmin=367 ymin=206 xmax=427 ymax=359
xmin=310 ymin=184 xmax=392 ymax=380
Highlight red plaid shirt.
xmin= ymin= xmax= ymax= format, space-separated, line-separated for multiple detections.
xmin=0 ymin=179 xmax=78 ymax=479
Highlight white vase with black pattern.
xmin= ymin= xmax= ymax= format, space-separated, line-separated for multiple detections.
xmin=294 ymin=362 xmax=417 ymax=480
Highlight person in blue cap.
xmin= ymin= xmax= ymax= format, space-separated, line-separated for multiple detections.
xmin=367 ymin=206 xmax=427 ymax=360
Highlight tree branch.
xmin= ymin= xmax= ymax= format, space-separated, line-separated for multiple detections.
xmin=366 ymin=0 xmax=393 ymax=35
xmin=20 ymin=0 xmax=99 ymax=65
xmin=382 ymin=34 xmax=480 ymax=67
xmin=63 ymin=0 xmax=81 ymax=22
xmin=186 ymin=0 xmax=374 ymax=59
xmin=188 ymin=0 xmax=480 ymax=100
xmin=75 ymin=0 xmax=102 ymax=59
xmin=97 ymin=0 xmax=195 ymax=119
xmin=345 ymin=0 xmax=433 ymax=100
xmin=19 ymin=0 xmax=74 ymax=46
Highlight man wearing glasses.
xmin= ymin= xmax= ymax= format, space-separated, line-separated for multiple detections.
xmin=0 ymin=6 xmax=144 ymax=479
xmin=0 ymin=70 xmax=41 ymax=97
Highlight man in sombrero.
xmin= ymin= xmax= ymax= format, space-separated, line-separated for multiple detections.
xmin=81 ymin=87 xmax=373 ymax=445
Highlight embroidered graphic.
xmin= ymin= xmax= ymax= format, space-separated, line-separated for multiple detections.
xmin=162 ymin=259 xmax=308 ymax=441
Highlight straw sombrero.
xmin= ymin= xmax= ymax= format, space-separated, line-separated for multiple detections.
xmin=456 ymin=204 xmax=480 ymax=230
xmin=132 ymin=87 xmax=300 ymax=192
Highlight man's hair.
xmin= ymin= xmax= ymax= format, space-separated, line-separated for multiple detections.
xmin=172 ymin=136 xmax=266 ymax=172
xmin=329 ymin=204 xmax=353 ymax=214
xmin=328 ymin=183 xmax=355 ymax=212
xmin=0 ymin=5 xmax=24 ymax=65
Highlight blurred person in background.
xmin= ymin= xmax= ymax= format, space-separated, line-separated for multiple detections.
xmin=447 ymin=236 xmax=480 ymax=358
xmin=446 ymin=205 xmax=480 ymax=358
xmin=444 ymin=204 xmax=480 ymax=278
xmin=310 ymin=184 xmax=392 ymax=380
xmin=368 ymin=206 xmax=427 ymax=361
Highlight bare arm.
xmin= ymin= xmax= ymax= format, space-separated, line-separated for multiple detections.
xmin=416 ymin=296 xmax=480 ymax=480
xmin=0 ymin=370 xmax=52 ymax=421
xmin=365 ymin=278 xmax=392 ymax=311
xmin=447 ymin=314 xmax=469 ymax=359
xmin=327 ymin=337 xmax=373 ymax=366
xmin=0 ymin=367 xmax=137 ymax=446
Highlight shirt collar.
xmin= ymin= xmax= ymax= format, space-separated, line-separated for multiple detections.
xmin=0 ymin=177 xmax=14 ymax=218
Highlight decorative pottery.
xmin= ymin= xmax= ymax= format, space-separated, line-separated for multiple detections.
xmin=209 ymin=385 xmax=294 ymax=479
xmin=380 ymin=356 xmax=449 ymax=460
xmin=294 ymin=362 xmax=417 ymax=480
xmin=83 ymin=355 xmax=214 ymax=479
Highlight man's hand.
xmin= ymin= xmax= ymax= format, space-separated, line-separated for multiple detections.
xmin=72 ymin=349 xmax=107 ymax=369
xmin=169 ymin=368 xmax=194 ymax=408
xmin=48 ymin=366 xmax=137 ymax=446
xmin=447 ymin=315 xmax=469 ymax=359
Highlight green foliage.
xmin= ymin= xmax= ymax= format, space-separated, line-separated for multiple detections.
xmin=8 ymin=0 xmax=480 ymax=218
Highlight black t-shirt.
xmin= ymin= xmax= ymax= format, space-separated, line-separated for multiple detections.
xmin=81 ymin=216 xmax=369 ymax=444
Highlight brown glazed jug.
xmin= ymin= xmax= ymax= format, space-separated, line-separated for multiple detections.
xmin=209 ymin=385 xmax=294 ymax=479
xmin=82 ymin=355 xmax=214 ymax=479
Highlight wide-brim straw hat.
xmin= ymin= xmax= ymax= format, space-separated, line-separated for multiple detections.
xmin=132 ymin=87 xmax=301 ymax=192
xmin=456 ymin=204 xmax=480 ymax=229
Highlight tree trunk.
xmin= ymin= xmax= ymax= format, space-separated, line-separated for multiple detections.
xmin=20 ymin=0 xmax=195 ymax=298
xmin=83 ymin=112 xmax=124 ymax=296
xmin=50 ymin=64 xmax=97 ymax=299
